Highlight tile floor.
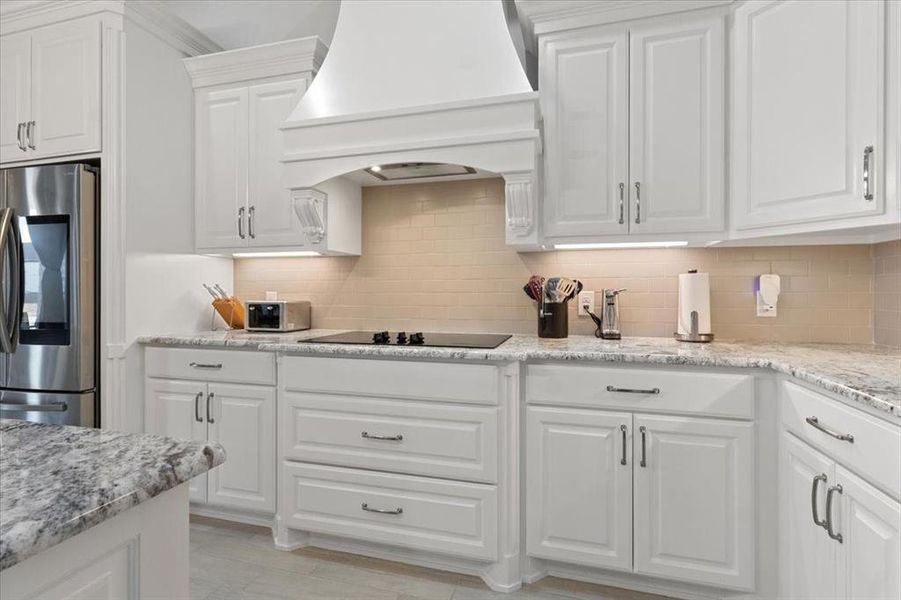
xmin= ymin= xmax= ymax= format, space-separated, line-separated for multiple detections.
xmin=190 ymin=516 xmax=672 ymax=600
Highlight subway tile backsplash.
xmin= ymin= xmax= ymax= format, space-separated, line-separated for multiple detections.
xmin=234 ymin=178 xmax=895 ymax=345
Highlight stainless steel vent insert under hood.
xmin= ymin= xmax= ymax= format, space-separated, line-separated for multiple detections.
xmin=364 ymin=163 xmax=477 ymax=182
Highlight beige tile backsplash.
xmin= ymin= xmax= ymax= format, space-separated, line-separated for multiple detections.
xmin=874 ymin=240 xmax=901 ymax=347
xmin=235 ymin=178 xmax=890 ymax=344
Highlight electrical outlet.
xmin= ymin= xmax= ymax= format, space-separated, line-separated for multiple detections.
xmin=578 ymin=291 xmax=595 ymax=316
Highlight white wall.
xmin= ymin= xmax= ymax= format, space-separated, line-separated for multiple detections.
xmin=123 ymin=22 xmax=232 ymax=432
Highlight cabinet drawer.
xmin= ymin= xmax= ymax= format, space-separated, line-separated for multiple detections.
xmin=281 ymin=392 xmax=498 ymax=483
xmin=782 ymin=381 xmax=901 ymax=497
xmin=526 ymin=363 xmax=754 ymax=419
xmin=281 ymin=356 xmax=499 ymax=405
xmin=281 ymin=462 xmax=498 ymax=561
xmin=145 ymin=347 xmax=275 ymax=386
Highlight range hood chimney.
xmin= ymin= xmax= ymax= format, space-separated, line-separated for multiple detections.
xmin=282 ymin=0 xmax=541 ymax=246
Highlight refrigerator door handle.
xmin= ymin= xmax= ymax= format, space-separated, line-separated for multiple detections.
xmin=0 ymin=208 xmax=22 ymax=353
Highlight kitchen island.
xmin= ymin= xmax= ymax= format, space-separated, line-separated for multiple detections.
xmin=0 ymin=419 xmax=225 ymax=599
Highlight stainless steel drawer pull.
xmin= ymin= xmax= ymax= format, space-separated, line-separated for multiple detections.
xmin=194 ymin=392 xmax=203 ymax=423
xmin=825 ymin=484 xmax=843 ymax=543
xmin=805 ymin=416 xmax=854 ymax=443
xmin=811 ymin=473 xmax=827 ymax=528
xmin=361 ymin=431 xmax=403 ymax=441
xmin=639 ymin=425 xmax=647 ymax=467
xmin=189 ymin=362 xmax=223 ymax=369
xmin=0 ymin=402 xmax=67 ymax=412
xmin=863 ymin=145 xmax=874 ymax=201
xmin=620 ymin=424 xmax=627 ymax=466
xmin=361 ymin=502 xmax=403 ymax=515
xmin=607 ymin=385 xmax=660 ymax=395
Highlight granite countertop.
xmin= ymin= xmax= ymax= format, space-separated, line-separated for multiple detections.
xmin=138 ymin=331 xmax=901 ymax=420
xmin=0 ymin=420 xmax=225 ymax=571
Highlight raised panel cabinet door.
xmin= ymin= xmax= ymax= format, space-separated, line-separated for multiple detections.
xmin=540 ymin=25 xmax=629 ymax=238
xmin=779 ymin=432 xmax=838 ymax=599
xmin=633 ymin=415 xmax=754 ymax=590
xmin=835 ymin=465 xmax=901 ymax=600
xmin=526 ymin=406 xmax=632 ymax=571
xmin=29 ymin=18 xmax=102 ymax=159
xmin=144 ymin=379 xmax=208 ymax=503
xmin=629 ymin=13 xmax=725 ymax=234
xmin=195 ymin=86 xmax=249 ymax=250
xmin=248 ymin=79 xmax=307 ymax=247
xmin=732 ymin=0 xmax=885 ymax=229
xmin=0 ymin=33 xmax=31 ymax=163
xmin=206 ymin=383 xmax=275 ymax=513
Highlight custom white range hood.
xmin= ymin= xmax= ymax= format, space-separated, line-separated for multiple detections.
xmin=281 ymin=0 xmax=541 ymax=246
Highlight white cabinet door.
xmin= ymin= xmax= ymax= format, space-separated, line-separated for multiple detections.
xmin=145 ymin=379 xmax=208 ymax=503
xmin=732 ymin=0 xmax=884 ymax=229
xmin=0 ymin=33 xmax=30 ymax=163
xmin=780 ymin=432 xmax=838 ymax=599
xmin=835 ymin=465 xmax=901 ymax=600
xmin=629 ymin=14 xmax=725 ymax=234
xmin=29 ymin=18 xmax=101 ymax=159
xmin=541 ymin=25 xmax=629 ymax=238
xmin=634 ymin=415 xmax=754 ymax=590
xmin=195 ymin=87 xmax=248 ymax=250
xmin=248 ymin=79 xmax=306 ymax=247
xmin=206 ymin=383 xmax=275 ymax=513
xmin=526 ymin=407 xmax=632 ymax=571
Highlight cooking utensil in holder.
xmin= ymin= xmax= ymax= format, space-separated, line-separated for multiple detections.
xmin=538 ymin=302 xmax=568 ymax=338
xmin=213 ymin=297 xmax=245 ymax=329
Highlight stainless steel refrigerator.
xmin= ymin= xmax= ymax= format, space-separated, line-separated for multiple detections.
xmin=0 ymin=163 xmax=98 ymax=427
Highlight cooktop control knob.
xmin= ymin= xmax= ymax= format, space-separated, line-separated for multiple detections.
xmin=373 ymin=331 xmax=390 ymax=344
xmin=409 ymin=332 xmax=425 ymax=345
xmin=396 ymin=332 xmax=407 ymax=345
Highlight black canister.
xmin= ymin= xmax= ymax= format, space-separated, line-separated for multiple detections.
xmin=538 ymin=302 xmax=569 ymax=338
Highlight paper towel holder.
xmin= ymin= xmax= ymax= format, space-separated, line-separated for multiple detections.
xmin=674 ymin=310 xmax=715 ymax=343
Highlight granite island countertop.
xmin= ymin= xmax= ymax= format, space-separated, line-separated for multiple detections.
xmin=0 ymin=420 xmax=225 ymax=571
xmin=138 ymin=331 xmax=901 ymax=420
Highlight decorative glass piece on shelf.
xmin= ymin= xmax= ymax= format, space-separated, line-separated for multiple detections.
xmin=291 ymin=188 xmax=327 ymax=244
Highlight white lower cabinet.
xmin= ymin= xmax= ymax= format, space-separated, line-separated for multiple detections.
xmin=145 ymin=376 xmax=275 ymax=513
xmin=633 ymin=415 xmax=754 ymax=590
xmin=526 ymin=407 xmax=632 ymax=571
xmin=780 ymin=431 xmax=901 ymax=600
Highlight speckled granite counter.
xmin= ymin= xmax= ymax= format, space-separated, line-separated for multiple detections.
xmin=0 ymin=420 xmax=225 ymax=571
xmin=138 ymin=331 xmax=901 ymax=420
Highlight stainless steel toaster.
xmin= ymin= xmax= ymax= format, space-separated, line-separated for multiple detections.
xmin=245 ymin=300 xmax=311 ymax=332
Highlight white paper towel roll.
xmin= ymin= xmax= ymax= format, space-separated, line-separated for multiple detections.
xmin=677 ymin=271 xmax=712 ymax=335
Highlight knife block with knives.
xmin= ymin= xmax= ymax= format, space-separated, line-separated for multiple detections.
xmin=204 ymin=283 xmax=246 ymax=329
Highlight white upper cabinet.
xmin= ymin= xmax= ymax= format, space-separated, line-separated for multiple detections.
xmin=629 ymin=14 xmax=725 ymax=234
xmin=0 ymin=17 xmax=101 ymax=164
xmin=731 ymin=0 xmax=884 ymax=230
xmin=195 ymin=87 xmax=249 ymax=250
xmin=541 ymin=25 xmax=629 ymax=237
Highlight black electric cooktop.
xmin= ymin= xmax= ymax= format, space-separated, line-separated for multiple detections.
xmin=301 ymin=331 xmax=512 ymax=349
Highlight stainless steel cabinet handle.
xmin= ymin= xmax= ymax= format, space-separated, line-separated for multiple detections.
xmin=194 ymin=391 xmax=203 ymax=423
xmin=634 ymin=182 xmax=641 ymax=224
xmin=206 ymin=392 xmax=215 ymax=424
xmin=189 ymin=362 xmax=223 ymax=369
xmin=618 ymin=182 xmax=625 ymax=225
xmin=811 ymin=473 xmax=827 ymax=528
xmin=805 ymin=416 xmax=854 ymax=443
xmin=639 ymin=425 xmax=647 ymax=467
xmin=248 ymin=205 xmax=256 ymax=238
xmin=863 ymin=145 xmax=874 ymax=201
xmin=620 ymin=424 xmax=627 ymax=466
xmin=361 ymin=431 xmax=404 ymax=441
xmin=237 ymin=206 xmax=246 ymax=239
xmin=0 ymin=402 xmax=67 ymax=412
xmin=606 ymin=385 xmax=660 ymax=395
xmin=825 ymin=484 xmax=843 ymax=543
xmin=16 ymin=123 xmax=26 ymax=151
xmin=25 ymin=121 xmax=35 ymax=150
xmin=361 ymin=502 xmax=403 ymax=515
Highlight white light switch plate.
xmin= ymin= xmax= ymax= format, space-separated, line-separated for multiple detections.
xmin=578 ymin=291 xmax=595 ymax=316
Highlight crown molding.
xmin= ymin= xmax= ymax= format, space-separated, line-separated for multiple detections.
xmin=515 ymin=0 xmax=734 ymax=51
xmin=184 ymin=36 xmax=329 ymax=88
xmin=124 ymin=0 xmax=221 ymax=57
